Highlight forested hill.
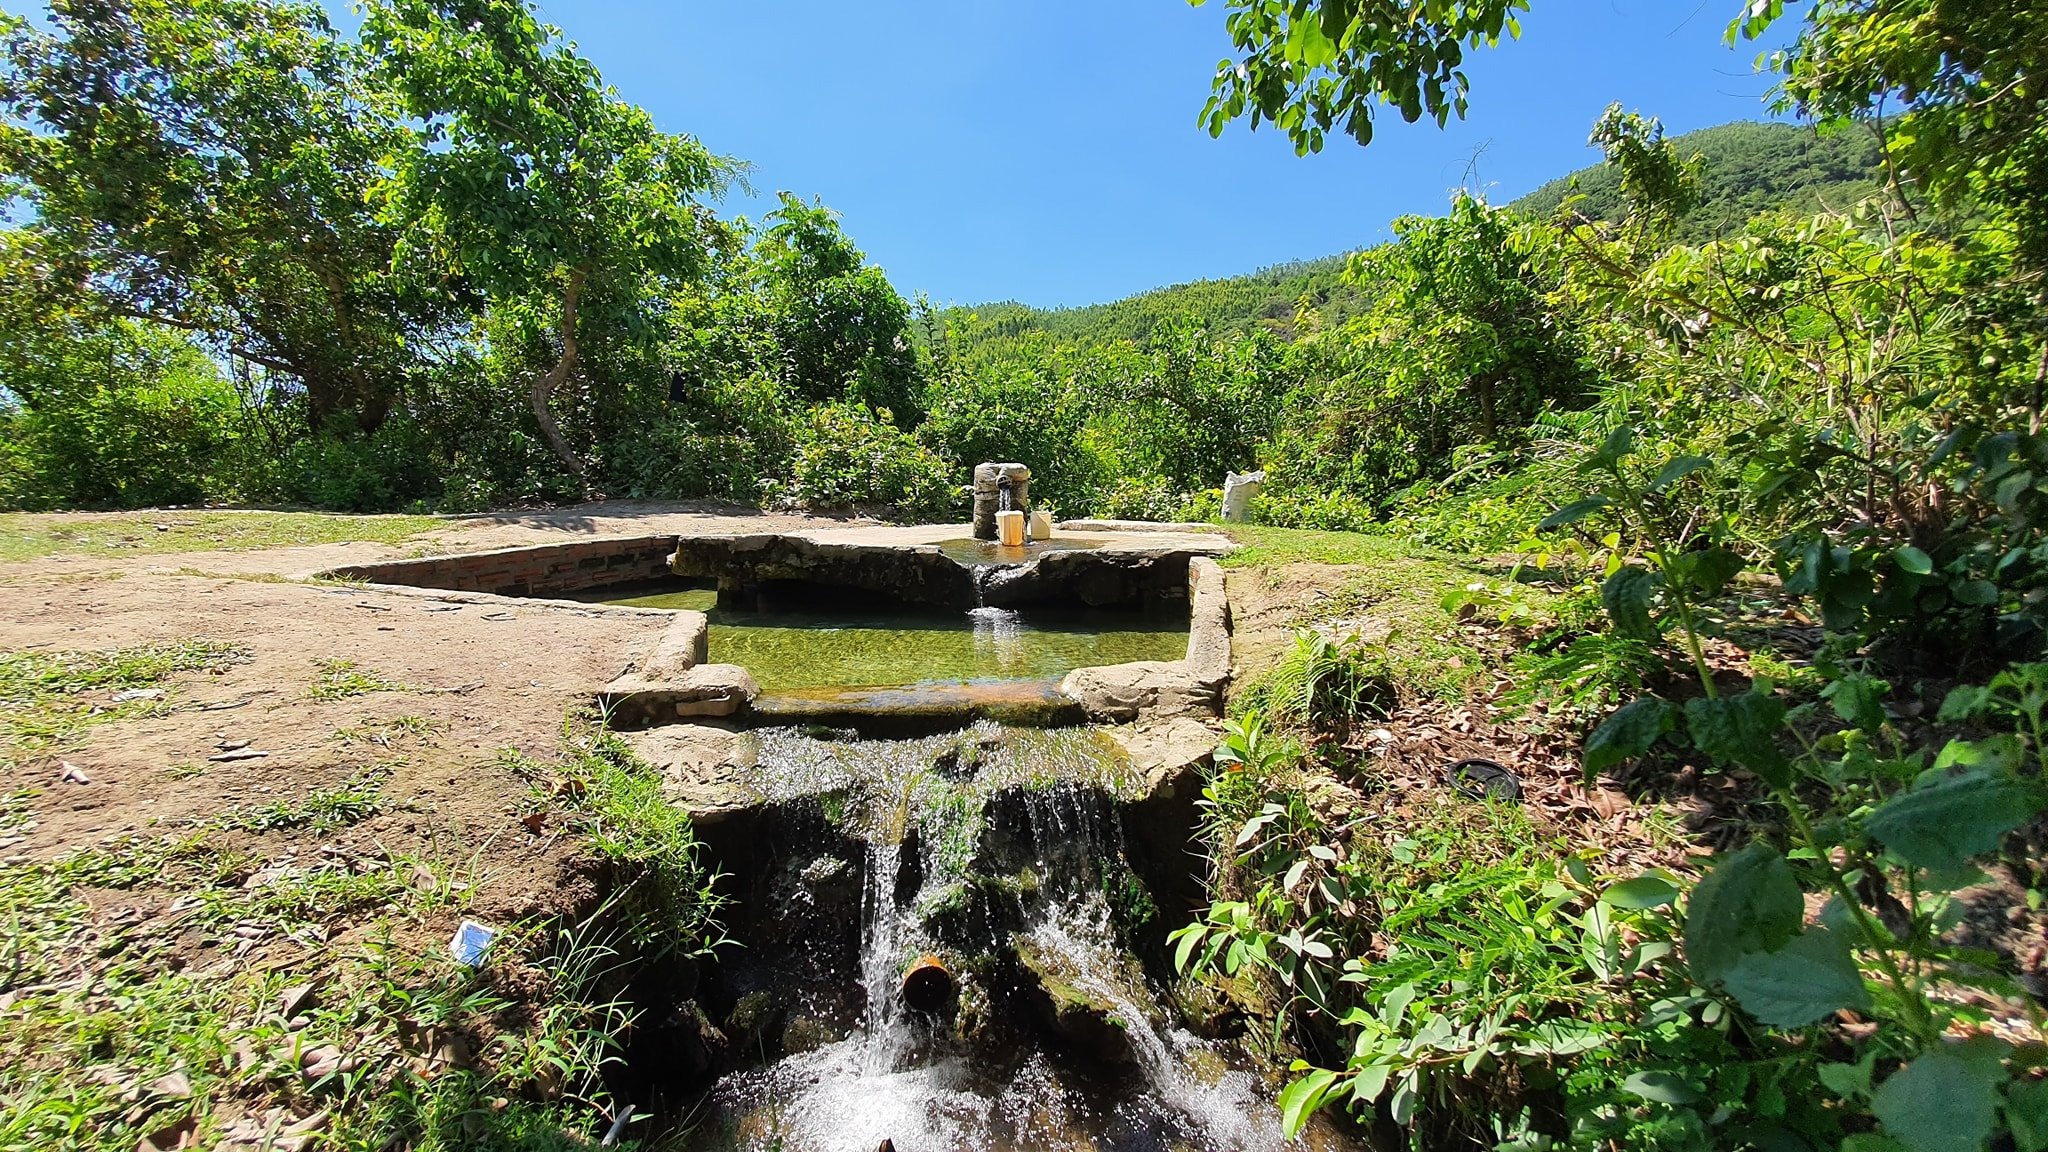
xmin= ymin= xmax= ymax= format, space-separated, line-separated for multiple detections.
xmin=1509 ymin=119 xmax=1885 ymax=237
xmin=950 ymin=120 xmax=1884 ymax=351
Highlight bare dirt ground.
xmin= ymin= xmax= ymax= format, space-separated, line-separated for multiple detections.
xmin=0 ymin=502 xmax=843 ymax=907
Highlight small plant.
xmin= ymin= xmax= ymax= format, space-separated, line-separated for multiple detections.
xmin=308 ymin=659 xmax=410 ymax=701
xmin=0 ymin=641 xmax=242 ymax=766
xmin=505 ymin=723 xmax=730 ymax=961
xmin=218 ymin=766 xmax=395 ymax=832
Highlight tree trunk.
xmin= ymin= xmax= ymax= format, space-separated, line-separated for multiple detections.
xmin=1472 ymin=370 xmax=1501 ymax=442
xmin=534 ymin=266 xmax=590 ymax=484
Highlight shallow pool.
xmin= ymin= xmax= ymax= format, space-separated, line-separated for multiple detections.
xmin=594 ymin=588 xmax=1185 ymax=692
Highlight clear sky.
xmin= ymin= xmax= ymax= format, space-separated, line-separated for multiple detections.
xmin=521 ymin=3 xmax=1795 ymax=308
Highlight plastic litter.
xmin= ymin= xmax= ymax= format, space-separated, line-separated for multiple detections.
xmin=449 ymin=920 xmax=498 ymax=967
xmin=1444 ymin=758 xmax=1522 ymax=801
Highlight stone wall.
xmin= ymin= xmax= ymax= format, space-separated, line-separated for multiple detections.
xmin=325 ymin=535 xmax=676 ymax=599
xmin=670 ymin=533 xmax=1202 ymax=613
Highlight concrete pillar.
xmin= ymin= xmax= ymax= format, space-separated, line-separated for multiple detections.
xmin=971 ymin=463 xmax=1030 ymax=540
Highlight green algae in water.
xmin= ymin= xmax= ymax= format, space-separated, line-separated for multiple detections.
xmin=600 ymin=587 xmax=720 ymax=612
xmin=594 ymin=588 xmax=1186 ymax=693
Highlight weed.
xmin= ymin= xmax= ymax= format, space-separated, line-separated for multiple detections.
xmin=506 ymin=725 xmax=729 ymax=961
xmin=309 ymin=659 xmax=411 ymax=701
xmin=333 ymin=714 xmax=437 ymax=748
xmin=197 ymin=856 xmax=438 ymax=933
xmin=1218 ymin=525 xmax=1410 ymax=568
xmin=0 ymin=820 xmax=638 ymax=1152
xmin=0 ymin=641 xmax=243 ymax=766
xmin=217 ymin=766 xmax=395 ymax=833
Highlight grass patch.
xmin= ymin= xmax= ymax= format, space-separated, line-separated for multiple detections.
xmin=0 ymin=510 xmax=442 ymax=564
xmin=1223 ymin=527 xmax=1551 ymax=703
xmin=309 ymin=659 xmax=411 ymax=701
xmin=505 ymin=728 xmax=728 ymax=961
xmin=0 ymin=641 xmax=244 ymax=767
xmin=217 ymin=766 xmax=396 ymax=834
xmin=1216 ymin=524 xmax=1422 ymax=567
xmin=0 ymin=827 xmax=639 ymax=1152
xmin=333 ymin=715 xmax=438 ymax=749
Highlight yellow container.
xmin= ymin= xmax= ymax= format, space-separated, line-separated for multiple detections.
xmin=997 ymin=510 xmax=1026 ymax=547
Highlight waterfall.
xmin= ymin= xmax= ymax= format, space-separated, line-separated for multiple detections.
xmin=698 ymin=726 xmax=1305 ymax=1152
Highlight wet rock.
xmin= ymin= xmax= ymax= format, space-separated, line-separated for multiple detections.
xmin=1014 ymin=937 xmax=1137 ymax=1065
xmin=801 ymin=855 xmax=850 ymax=885
xmin=780 ymin=1014 xmax=841 ymax=1055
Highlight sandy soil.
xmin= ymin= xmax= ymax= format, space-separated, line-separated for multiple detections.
xmin=0 ymin=502 xmax=856 ymax=920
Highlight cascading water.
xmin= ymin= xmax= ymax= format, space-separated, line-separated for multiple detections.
xmin=694 ymin=723 xmax=1308 ymax=1152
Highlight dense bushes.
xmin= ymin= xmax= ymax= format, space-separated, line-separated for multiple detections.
xmin=770 ymin=402 xmax=958 ymax=518
xmin=0 ymin=322 xmax=247 ymax=510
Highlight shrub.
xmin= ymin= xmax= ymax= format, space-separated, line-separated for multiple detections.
xmin=918 ymin=366 xmax=1103 ymax=511
xmin=272 ymin=417 xmax=439 ymax=513
xmin=1247 ymin=488 xmax=1376 ymax=532
xmin=774 ymin=401 xmax=960 ymax=520
xmin=0 ymin=321 xmax=244 ymax=510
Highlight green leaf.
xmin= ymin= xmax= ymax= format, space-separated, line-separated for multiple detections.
xmin=1665 ymin=547 xmax=1744 ymax=599
xmin=1601 ymin=875 xmax=1680 ymax=909
xmin=1621 ymin=1069 xmax=1700 ymax=1104
xmin=1684 ymin=690 xmax=1790 ymax=786
xmin=1583 ymin=696 xmax=1678 ymax=779
xmin=1582 ymin=425 xmax=1637 ymax=473
xmin=1720 ymin=928 xmax=1869 ymax=1027
xmin=1278 ymin=1067 xmax=1341 ymax=1138
xmin=1896 ymin=545 xmax=1935 ymax=576
xmin=1601 ymin=566 xmax=1660 ymax=641
xmin=1954 ymin=579 xmax=2000 ymax=607
xmin=1511 ymin=1018 xmax=1610 ymax=1056
xmin=1683 ymin=842 xmax=1801 ymax=985
xmin=1824 ymin=674 xmax=1888 ymax=733
xmin=1538 ymin=496 xmax=1611 ymax=531
xmin=1650 ymin=455 xmax=1712 ymax=493
xmin=2004 ymin=1077 xmax=2048 ymax=1152
xmin=1871 ymin=1044 xmax=2008 ymax=1152
xmin=1818 ymin=1057 xmax=1874 ymax=1101
xmin=1939 ymin=685 xmax=1993 ymax=723
xmin=1865 ymin=769 xmax=2041 ymax=873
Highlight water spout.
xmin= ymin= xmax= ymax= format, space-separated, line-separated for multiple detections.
xmin=899 ymin=955 xmax=954 ymax=1013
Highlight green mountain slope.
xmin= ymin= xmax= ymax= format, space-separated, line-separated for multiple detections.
xmin=949 ymin=120 xmax=1886 ymax=355
xmin=1510 ymin=120 xmax=1886 ymax=238
xmin=959 ymin=252 xmax=1363 ymax=351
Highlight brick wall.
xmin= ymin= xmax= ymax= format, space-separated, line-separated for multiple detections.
xmin=327 ymin=535 xmax=676 ymax=598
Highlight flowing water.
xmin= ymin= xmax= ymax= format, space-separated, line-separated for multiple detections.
xmin=691 ymin=725 xmax=1298 ymax=1152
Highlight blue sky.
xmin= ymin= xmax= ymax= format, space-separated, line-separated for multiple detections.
xmin=23 ymin=0 xmax=1803 ymax=307
xmin=522 ymin=3 xmax=1794 ymax=308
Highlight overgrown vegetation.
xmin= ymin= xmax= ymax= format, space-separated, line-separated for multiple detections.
xmin=8 ymin=0 xmax=2048 ymax=1147
xmin=0 ymin=2 xmax=1886 ymax=523
xmin=1161 ymin=0 xmax=2048 ymax=1148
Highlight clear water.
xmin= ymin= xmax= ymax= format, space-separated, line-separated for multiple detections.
xmin=595 ymin=590 xmax=1186 ymax=693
